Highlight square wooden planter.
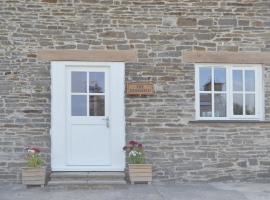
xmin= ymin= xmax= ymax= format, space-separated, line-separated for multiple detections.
xmin=22 ymin=167 xmax=47 ymax=187
xmin=128 ymin=164 xmax=152 ymax=184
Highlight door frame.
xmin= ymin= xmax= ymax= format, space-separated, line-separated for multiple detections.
xmin=50 ymin=61 xmax=125 ymax=171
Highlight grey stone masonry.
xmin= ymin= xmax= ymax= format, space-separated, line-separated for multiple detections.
xmin=1 ymin=0 xmax=270 ymax=183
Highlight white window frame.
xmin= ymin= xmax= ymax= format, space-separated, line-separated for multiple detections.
xmin=195 ymin=64 xmax=264 ymax=121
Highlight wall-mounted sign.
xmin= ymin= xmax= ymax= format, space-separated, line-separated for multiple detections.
xmin=126 ymin=82 xmax=155 ymax=96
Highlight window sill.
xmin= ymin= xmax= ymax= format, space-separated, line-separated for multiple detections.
xmin=189 ymin=120 xmax=270 ymax=124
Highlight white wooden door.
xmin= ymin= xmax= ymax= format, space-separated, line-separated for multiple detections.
xmin=51 ymin=62 xmax=125 ymax=171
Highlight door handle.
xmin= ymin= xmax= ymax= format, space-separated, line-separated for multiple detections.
xmin=103 ymin=116 xmax=110 ymax=128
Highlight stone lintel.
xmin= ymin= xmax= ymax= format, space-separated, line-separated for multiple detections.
xmin=183 ymin=51 xmax=270 ymax=64
xmin=37 ymin=50 xmax=137 ymax=62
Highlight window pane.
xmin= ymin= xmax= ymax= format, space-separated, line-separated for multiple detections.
xmin=200 ymin=94 xmax=212 ymax=117
xmin=89 ymin=95 xmax=105 ymax=116
xmin=89 ymin=72 xmax=105 ymax=93
xmin=199 ymin=68 xmax=211 ymax=91
xmin=233 ymin=70 xmax=243 ymax=91
xmin=71 ymin=95 xmax=87 ymax=116
xmin=233 ymin=94 xmax=243 ymax=115
xmin=71 ymin=72 xmax=87 ymax=93
xmin=246 ymin=94 xmax=255 ymax=115
xmin=214 ymin=94 xmax=226 ymax=117
xmin=214 ymin=68 xmax=226 ymax=91
xmin=245 ymin=70 xmax=255 ymax=91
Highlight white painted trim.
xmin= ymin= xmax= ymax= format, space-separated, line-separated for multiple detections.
xmin=51 ymin=62 xmax=67 ymax=170
xmin=51 ymin=61 xmax=125 ymax=171
xmin=52 ymin=167 xmax=125 ymax=171
xmin=195 ymin=64 xmax=264 ymax=121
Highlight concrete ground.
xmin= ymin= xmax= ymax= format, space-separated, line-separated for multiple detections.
xmin=1 ymin=183 xmax=270 ymax=200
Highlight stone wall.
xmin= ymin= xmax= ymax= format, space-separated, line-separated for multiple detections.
xmin=1 ymin=0 xmax=270 ymax=183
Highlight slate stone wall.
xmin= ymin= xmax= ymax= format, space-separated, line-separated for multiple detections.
xmin=1 ymin=0 xmax=270 ymax=183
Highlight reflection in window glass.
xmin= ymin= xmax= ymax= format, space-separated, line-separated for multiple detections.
xmin=233 ymin=70 xmax=243 ymax=91
xmin=89 ymin=72 xmax=105 ymax=93
xmin=233 ymin=94 xmax=243 ymax=115
xmin=214 ymin=68 xmax=226 ymax=91
xmin=89 ymin=95 xmax=105 ymax=116
xmin=200 ymin=94 xmax=212 ymax=117
xmin=71 ymin=95 xmax=87 ymax=116
xmin=214 ymin=94 xmax=226 ymax=117
xmin=245 ymin=70 xmax=255 ymax=91
xmin=71 ymin=72 xmax=87 ymax=93
xmin=197 ymin=65 xmax=262 ymax=120
xmin=199 ymin=68 xmax=211 ymax=91
xmin=246 ymin=94 xmax=255 ymax=115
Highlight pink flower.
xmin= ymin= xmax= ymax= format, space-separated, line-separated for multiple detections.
xmin=28 ymin=149 xmax=36 ymax=153
xmin=31 ymin=147 xmax=40 ymax=153
xmin=129 ymin=141 xmax=138 ymax=145
xmin=24 ymin=146 xmax=41 ymax=153
xmin=123 ymin=141 xmax=144 ymax=153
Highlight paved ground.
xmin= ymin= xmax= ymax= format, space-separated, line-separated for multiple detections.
xmin=1 ymin=183 xmax=270 ymax=200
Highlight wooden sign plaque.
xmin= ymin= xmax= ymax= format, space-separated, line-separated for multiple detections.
xmin=126 ymin=82 xmax=154 ymax=96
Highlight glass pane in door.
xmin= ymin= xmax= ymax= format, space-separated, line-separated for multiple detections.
xmin=89 ymin=72 xmax=105 ymax=93
xmin=71 ymin=72 xmax=87 ymax=93
xmin=71 ymin=95 xmax=87 ymax=116
xmin=89 ymin=95 xmax=105 ymax=116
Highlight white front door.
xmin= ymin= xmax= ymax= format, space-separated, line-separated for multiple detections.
xmin=51 ymin=62 xmax=125 ymax=171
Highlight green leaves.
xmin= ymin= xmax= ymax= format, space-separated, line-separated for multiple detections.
xmin=26 ymin=153 xmax=44 ymax=168
xmin=128 ymin=148 xmax=145 ymax=164
xmin=123 ymin=141 xmax=146 ymax=164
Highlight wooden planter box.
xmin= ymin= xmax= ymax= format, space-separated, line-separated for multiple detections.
xmin=22 ymin=167 xmax=47 ymax=187
xmin=128 ymin=164 xmax=152 ymax=184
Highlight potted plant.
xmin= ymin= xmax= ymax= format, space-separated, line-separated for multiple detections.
xmin=123 ymin=141 xmax=152 ymax=184
xmin=21 ymin=147 xmax=47 ymax=187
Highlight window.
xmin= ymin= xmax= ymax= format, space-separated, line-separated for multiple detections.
xmin=195 ymin=64 xmax=263 ymax=120
xmin=71 ymin=71 xmax=105 ymax=117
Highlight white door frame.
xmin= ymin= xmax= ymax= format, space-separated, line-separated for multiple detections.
xmin=50 ymin=61 xmax=125 ymax=171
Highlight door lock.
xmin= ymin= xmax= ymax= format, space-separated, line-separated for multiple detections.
xmin=104 ymin=116 xmax=110 ymax=128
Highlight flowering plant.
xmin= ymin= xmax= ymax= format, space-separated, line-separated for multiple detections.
xmin=123 ymin=141 xmax=145 ymax=164
xmin=24 ymin=147 xmax=44 ymax=168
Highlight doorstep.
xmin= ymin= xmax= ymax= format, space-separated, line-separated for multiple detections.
xmin=47 ymin=171 xmax=127 ymax=189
